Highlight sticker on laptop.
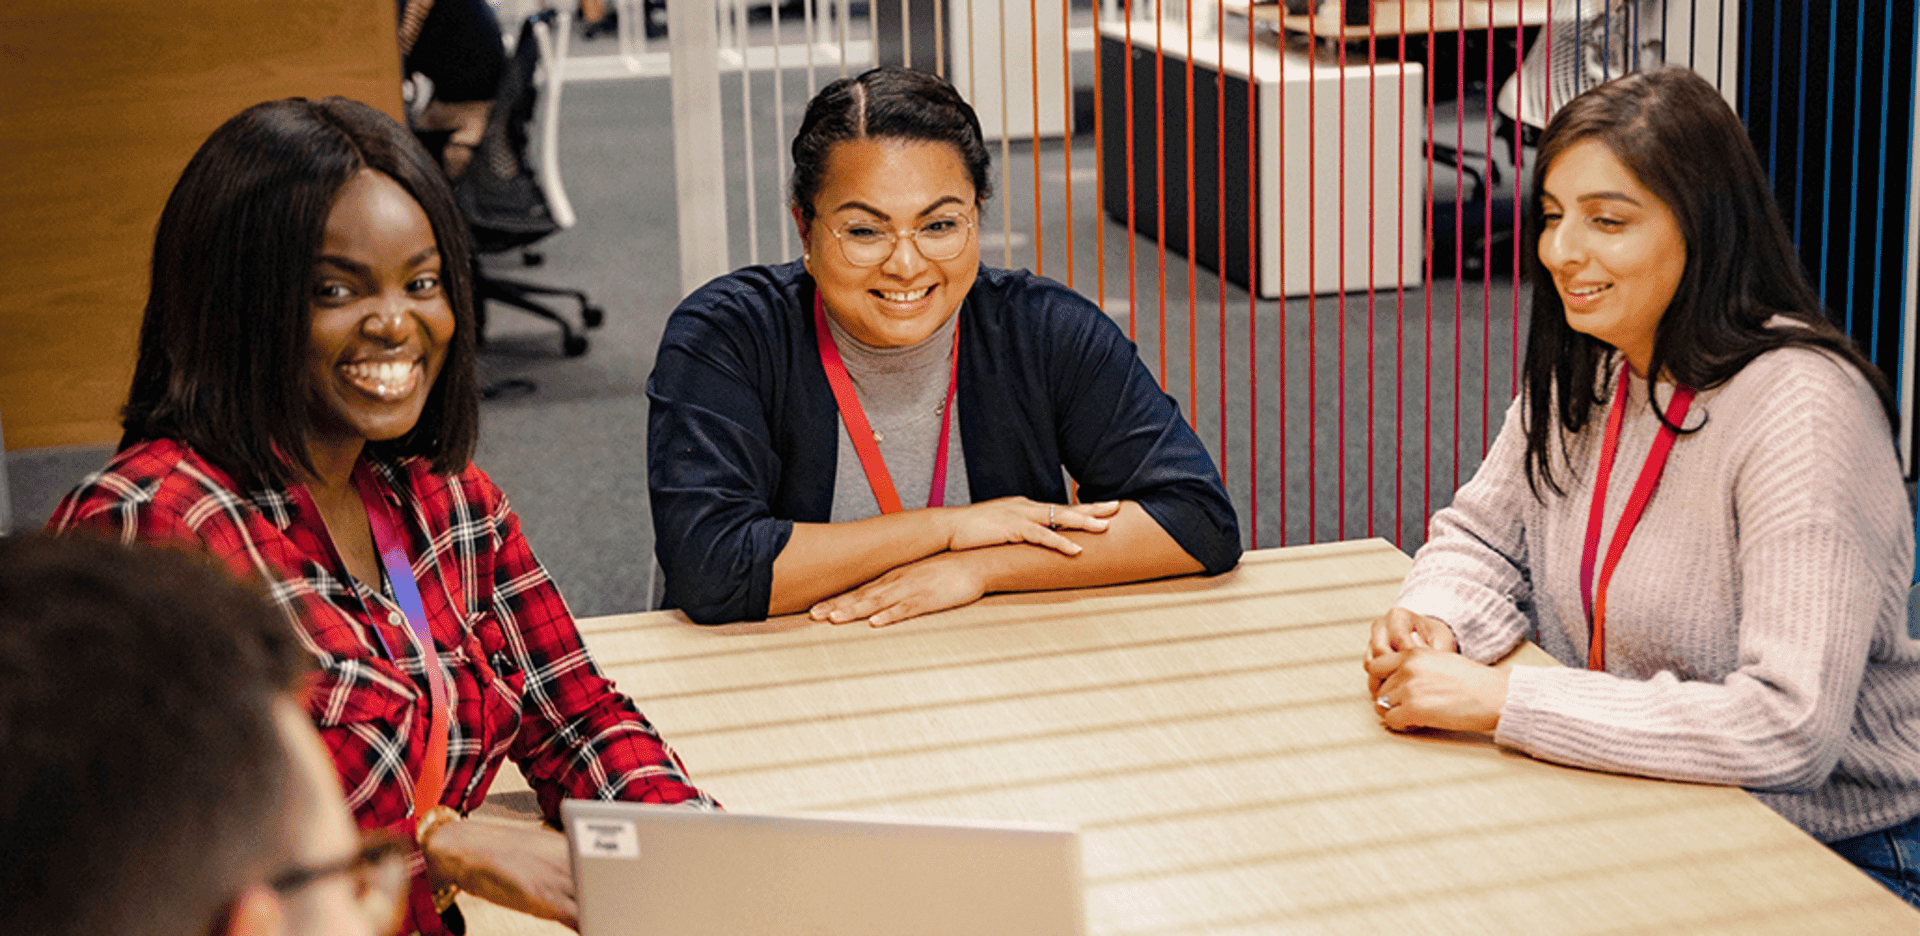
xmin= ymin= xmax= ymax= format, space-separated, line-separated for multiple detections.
xmin=574 ymin=819 xmax=640 ymax=859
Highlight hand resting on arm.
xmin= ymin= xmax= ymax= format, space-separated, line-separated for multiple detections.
xmin=803 ymin=499 xmax=1202 ymax=627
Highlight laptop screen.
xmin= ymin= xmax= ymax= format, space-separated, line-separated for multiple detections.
xmin=563 ymin=800 xmax=1086 ymax=936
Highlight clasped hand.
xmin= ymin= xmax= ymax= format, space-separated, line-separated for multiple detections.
xmin=1363 ymin=607 xmax=1508 ymax=734
xmin=810 ymin=498 xmax=1120 ymax=628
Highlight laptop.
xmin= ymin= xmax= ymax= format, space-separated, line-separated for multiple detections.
xmin=562 ymin=800 xmax=1087 ymax=936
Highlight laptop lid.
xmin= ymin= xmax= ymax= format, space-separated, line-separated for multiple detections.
xmin=562 ymin=800 xmax=1086 ymax=936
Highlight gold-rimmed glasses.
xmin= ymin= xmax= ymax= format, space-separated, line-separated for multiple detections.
xmin=827 ymin=212 xmax=976 ymax=266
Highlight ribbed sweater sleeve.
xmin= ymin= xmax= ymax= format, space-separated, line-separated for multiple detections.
xmin=1399 ymin=348 xmax=1920 ymax=841
xmin=1397 ymin=396 xmax=1537 ymax=665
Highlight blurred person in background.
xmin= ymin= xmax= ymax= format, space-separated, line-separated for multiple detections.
xmin=0 ymin=535 xmax=408 ymax=936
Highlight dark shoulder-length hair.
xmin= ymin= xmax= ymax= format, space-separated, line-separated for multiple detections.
xmin=121 ymin=96 xmax=479 ymax=488
xmin=1519 ymin=67 xmax=1895 ymax=496
xmin=788 ymin=65 xmax=993 ymax=222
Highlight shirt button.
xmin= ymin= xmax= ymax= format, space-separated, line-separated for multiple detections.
xmin=387 ymin=611 xmax=406 ymax=627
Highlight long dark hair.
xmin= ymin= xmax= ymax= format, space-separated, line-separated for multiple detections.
xmin=1519 ymin=67 xmax=1894 ymax=496
xmin=122 ymin=96 xmax=480 ymax=488
xmin=788 ymin=66 xmax=993 ymax=221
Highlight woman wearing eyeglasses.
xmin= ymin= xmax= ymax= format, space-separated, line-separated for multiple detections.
xmin=647 ymin=66 xmax=1241 ymax=626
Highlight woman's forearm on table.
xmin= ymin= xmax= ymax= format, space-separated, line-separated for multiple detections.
xmin=768 ymin=510 xmax=955 ymax=615
xmin=952 ymin=501 xmax=1202 ymax=595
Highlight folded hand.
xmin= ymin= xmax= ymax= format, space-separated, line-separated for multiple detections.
xmin=810 ymin=550 xmax=990 ymax=627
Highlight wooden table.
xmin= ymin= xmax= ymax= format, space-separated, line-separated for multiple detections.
xmin=470 ymin=539 xmax=1917 ymax=934
xmin=1241 ymin=1 xmax=1553 ymax=40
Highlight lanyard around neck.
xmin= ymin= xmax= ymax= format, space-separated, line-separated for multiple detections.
xmin=350 ymin=462 xmax=451 ymax=817
xmin=1578 ymin=362 xmax=1696 ymax=671
xmin=813 ymin=291 xmax=959 ymax=514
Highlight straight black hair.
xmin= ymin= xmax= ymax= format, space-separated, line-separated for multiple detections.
xmin=1520 ymin=67 xmax=1895 ymax=496
xmin=789 ymin=66 xmax=993 ymax=222
xmin=122 ymin=96 xmax=480 ymax=488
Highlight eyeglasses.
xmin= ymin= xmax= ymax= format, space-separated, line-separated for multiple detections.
xmin=267 ymin=829 xmax=411 ymax=934
xmin=827 ymin=213 xmax=976 ymax=266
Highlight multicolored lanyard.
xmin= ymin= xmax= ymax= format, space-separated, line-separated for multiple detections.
xmin=813 ymin=291 xmax=959 ymax=514
xmin=1579 ymin=363 xmax=1696 ymax=671
xmin=351 ymin=462 xmax=451 ymax=817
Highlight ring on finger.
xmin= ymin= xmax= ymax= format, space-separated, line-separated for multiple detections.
xmin=1048 ymin=504 xmax=1057 ymax=530
xmin=1375 ymin=696 xmax=1393 ymax=713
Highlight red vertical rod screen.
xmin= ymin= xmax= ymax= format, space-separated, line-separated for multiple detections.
xmin=1366 ymin=9 xmax=1380 ymax=538
xmin=1154 ymin=10 xmax=1168 ymax=382
xmin=1396 ymin=1 xmax=1410 ymax=544
xmin=1215 ymin=0 xmax=1229 ymax=491
xmin=1060 ymin=0 xmax=1074 ymax=290
xmin=1124 ymin=3 xmax=1138 ymax=340
xmin=1093 ymin=0 xmax=1107 ymax=312
xmin=1483 ymin=9 xmax=1495 ymax=455
xmin=1184 ymin=0 xmax=1199 ymax=428
xmin=1029 ymin=0 xmax=1042 ymax=276
xmin=1305 ymin=14 xmax=1318 ymax=544
xmin=1337 ymin=22 xmax=1351 ymax=542
xmin=1248 ymin=1 xmax=1262 ymax=547
xmin=1513 ymin=3 xmax=1527 ymax=398
xmin=1423 ymin=0 xmax=1437 ymax=526
xmin=1451 ymin=0 xmax=1465 ymax=494
xmin=1275 ymin=12 xmax=1291 ymax=546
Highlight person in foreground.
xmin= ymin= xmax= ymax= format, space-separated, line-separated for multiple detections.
xmin=0 ymin=535 xmax=406 ymax=936
xmin=50 ymin=97 xmax=715 ymax=934
xmin=1363 ymin=68 xmax=1920 ymax=908
xmin=647 ymin=66 xmax=1241 ymax=626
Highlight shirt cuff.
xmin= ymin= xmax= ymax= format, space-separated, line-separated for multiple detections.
xmin=1491 ymin=663 xmax=1550 ymax=753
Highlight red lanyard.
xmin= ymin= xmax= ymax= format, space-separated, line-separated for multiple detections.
xmin=350 ymin=462 xmax=452 ymax=817
xmin=813 ymin=291 xmax=959 ymax=514
xmin=1579 ymin=363 xmax=1696 ymax=671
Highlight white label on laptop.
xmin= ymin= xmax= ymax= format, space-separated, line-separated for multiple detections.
xmin=574 ymin=819 xmax=641 ymax=859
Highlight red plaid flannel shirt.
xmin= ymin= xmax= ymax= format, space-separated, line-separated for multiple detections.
xmin=51 ymin=439 xmax=715 ymax=931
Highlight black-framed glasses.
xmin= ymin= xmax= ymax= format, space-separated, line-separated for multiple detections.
xmin=267 ymin=829 xmax=411 ymax=933
xmin=827 ymin=212 xmax=976 ymax=266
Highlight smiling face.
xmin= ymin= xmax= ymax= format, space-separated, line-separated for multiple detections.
xmin=304 ymin=169 xmax=456 ymax=459
xmin=799 ymin=138 xmax=980 ymax=347
xmin=1537 ymin=139 xmax=1689 ymax=376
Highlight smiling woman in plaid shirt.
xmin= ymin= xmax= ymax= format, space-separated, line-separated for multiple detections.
xmin=50 ymin=97 xmax=715 ymax=935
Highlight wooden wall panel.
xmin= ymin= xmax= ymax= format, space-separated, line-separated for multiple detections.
xmin=0 ymin=1 xmax=403 ymax=450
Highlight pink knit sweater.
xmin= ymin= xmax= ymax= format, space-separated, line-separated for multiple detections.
xmin=1399 ymin=347 xmax=1920 ymax=841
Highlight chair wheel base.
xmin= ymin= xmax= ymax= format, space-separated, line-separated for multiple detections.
xmin=564 ymin=334 xmax=590 ymax=357
xmin=583 ymin=305 xmax=605 ymax=328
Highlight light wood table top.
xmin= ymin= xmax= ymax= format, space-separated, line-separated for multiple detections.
xmin=1240 ymin=1 xmax=1553 ymax=40
xmin=470 ymin=539 xmax=1917 ymax=934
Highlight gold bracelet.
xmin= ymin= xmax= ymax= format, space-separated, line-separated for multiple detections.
xmin=414 ymin=805 xmax=463 ymax=913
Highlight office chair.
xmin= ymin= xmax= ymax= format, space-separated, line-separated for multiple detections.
xmin=454 ymin=12 xmax=604 ymax=358
xmin=1496 ymin=0 xmax=1665 ymax=136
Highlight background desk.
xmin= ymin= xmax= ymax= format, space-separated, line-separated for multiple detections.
xmin=1250 ymin=0 xmax=1553 ymax=40
xmin=473 ymin=540 xmax=1916 ymax=934
xmin=1098 ymin=22 xmax=1423 ymax=299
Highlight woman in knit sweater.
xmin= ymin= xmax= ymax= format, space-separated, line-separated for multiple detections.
xmin=1364 ymin=68 xmax=1920 ymax=906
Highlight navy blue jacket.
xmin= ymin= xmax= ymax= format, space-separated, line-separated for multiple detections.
xmin=646 ymin=260 xmax=1242 ymax=624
